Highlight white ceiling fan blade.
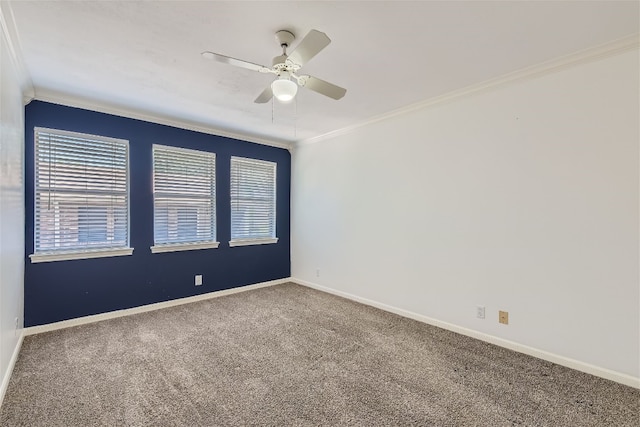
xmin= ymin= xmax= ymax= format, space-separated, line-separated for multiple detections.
xmin=202 ymin=51 xmax=271 ymax=73
xmin=299 ymin=75 xmax=346 ymax=100
xmin=286 ymin=30 xmax=331 ymax=67
xmin=254 ymin=86 xmax=273 ymax=103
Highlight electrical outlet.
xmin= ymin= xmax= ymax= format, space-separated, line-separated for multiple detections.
xmin=499 ymin=310 xmax=509 ymax=325
xmin=316 ymin=269 xmax=320 ymax=278
xmin=476 ymin=306 xmax=485 ymax=319
xmin=195 ymin=275 xmax=203 ymax=286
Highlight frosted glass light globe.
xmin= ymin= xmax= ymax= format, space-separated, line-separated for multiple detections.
xmin=271 ymin=78 xmax=298 ymax=102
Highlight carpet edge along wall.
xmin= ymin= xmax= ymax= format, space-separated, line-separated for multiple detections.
xmin=23 ymin=101 xmax=291 ymax=327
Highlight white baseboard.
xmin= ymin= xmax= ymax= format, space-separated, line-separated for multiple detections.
xmin=25 ymin=278 xmax=289 ymax=336
xmin=19 ymin=276 xmax=640 ymax=389
xmin=0 ymin=331 xmax=24 ymax=408
xmin=292 ymin=278 xmax=640 ymax=390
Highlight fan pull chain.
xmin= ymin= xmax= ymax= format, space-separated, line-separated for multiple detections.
xmin=271 ymin=96 xmax=274 ymax=125
xmin=294 ymin=96 xmax=297 ymax=139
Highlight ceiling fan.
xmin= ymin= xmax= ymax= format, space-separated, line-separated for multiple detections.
xmin=202 ymin=29 xmax=346 ymax=103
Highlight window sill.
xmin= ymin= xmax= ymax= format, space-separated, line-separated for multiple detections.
xmin=150 ymin=241 xmax=220 ymax=254
xmin=229 ymin=238 xmax=278 ymax=247
xmin=30 ymin=248 xmax=134 ymax=263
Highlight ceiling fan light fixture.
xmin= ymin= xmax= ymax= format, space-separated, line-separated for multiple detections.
xmin=203 ymin=29 xmax=346 ymax=103
xmin=271 ymin=77 xmax=298 ymax=102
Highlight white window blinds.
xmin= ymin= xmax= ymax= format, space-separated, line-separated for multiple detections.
xmin=152 ymin=145 xmax=217 ymax=251
xmin=230 ymin=156 xmax=277 ymax=246
xmin=33 ymin=128 xmax=130 ymax=258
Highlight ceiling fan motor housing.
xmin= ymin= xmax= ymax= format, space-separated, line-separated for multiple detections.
xmin=272 ymin=54 xmax=288 ymax=68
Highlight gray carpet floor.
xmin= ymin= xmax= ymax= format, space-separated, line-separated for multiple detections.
xmin=1 ymin=282 xmax=638 ymax=426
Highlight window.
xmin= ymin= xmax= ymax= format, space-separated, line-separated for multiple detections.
xmin=151 ymin=145 xmax=218 ymax=253
xmin=78 ymin=206 xmax=108 ymax=244
xmin=30 ymin=128 xmax=131 ymax=263
xmin=230 ymin=156 xmax=277 ymax=247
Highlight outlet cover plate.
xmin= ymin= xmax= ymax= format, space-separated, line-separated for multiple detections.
xmin=499 ymin=310 xmax=509 ymax=325
xmin=195 ymin=275 xmax=203 ymax=286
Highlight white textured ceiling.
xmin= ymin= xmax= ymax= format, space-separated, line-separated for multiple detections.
xmin=6 ymin=1 xmax=640 ymax=146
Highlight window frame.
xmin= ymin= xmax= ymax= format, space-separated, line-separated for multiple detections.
xmin=150 ymin=144 xmax=219 ymax=254
xmin=29 ymin=127 xmax=133 ymax=263
xmin=229 ymin=156 xmax=278 ymax=247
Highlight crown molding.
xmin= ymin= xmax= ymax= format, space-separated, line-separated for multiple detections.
xmin=32 ymin=89 xmax=294 ymax=150
xmin=297 ymin=33 xmax=640 ymax=148
xmin=0 ymin=1 xmax=34 ymax=101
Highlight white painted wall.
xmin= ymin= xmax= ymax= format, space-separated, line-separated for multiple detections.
xmin=0 ymin=9 xmax=26 ymax=402
xmin=292 ymin=49 xmax=639 ymax=382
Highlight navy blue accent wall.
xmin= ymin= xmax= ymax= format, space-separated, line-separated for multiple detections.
xmin=24 ymin=101 xmax=291 ymax=326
